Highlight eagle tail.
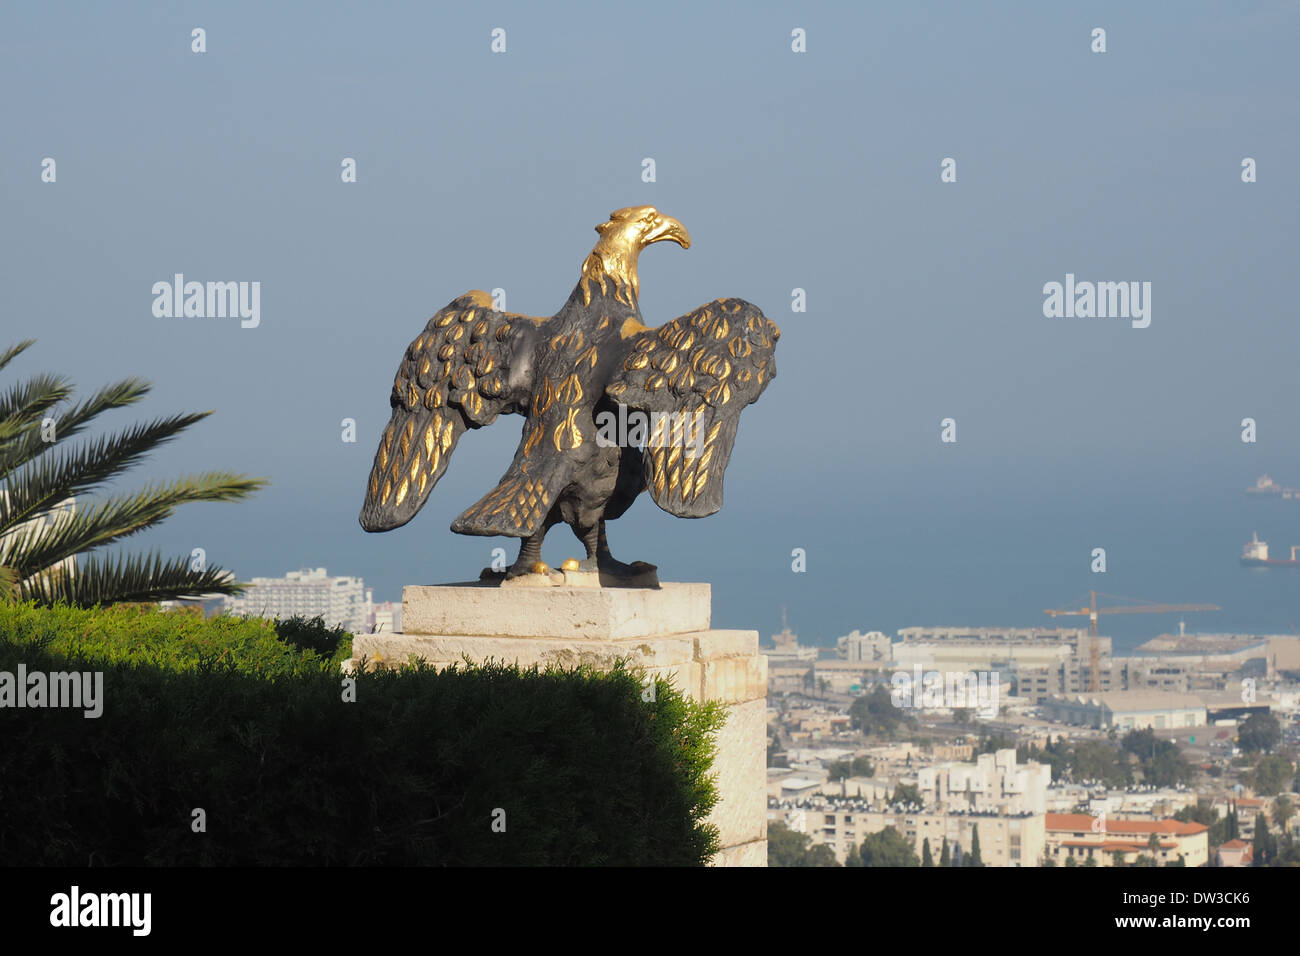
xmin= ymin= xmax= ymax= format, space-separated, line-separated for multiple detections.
xmin=450 ymin=461 xmax=569 ymax=538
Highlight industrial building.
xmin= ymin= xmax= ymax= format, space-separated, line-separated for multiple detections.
xmin=1040 ymin=690 xmax=1207 ymax=731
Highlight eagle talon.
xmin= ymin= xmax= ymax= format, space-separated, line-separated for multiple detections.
xmin=596 ymin=555 xmax=657 ymax=578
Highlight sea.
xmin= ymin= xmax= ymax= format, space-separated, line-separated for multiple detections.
xmin=705 ymin=481 xmax=1300 ymax=657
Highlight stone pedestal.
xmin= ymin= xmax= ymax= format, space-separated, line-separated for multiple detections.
xmin=349 ymin=581 xmax=767 ymax=867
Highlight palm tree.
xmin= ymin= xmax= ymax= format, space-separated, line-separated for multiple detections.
xmin=0 ymin=340 xmax=266 ymax=605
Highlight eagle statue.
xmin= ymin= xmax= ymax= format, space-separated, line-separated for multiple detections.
xmin=358 ymin=205 xmax=780 ymax=584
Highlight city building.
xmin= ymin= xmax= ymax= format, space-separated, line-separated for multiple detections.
xmin=1043 ymin=813 xmax=1209 ymax=866
xmin=1215 ymin=839 xmax=1253 ymax=867
xmin=223 ymin=567 xmax=368 ymax=634
xmin=917 ymin=748 xmax=1051 ymax=815
xmin=363 ymin=589 xmax=402 ymax=634
xmin=838 ymin=629 xmax=892 ymax=663
xmin=896 ymin=626 xmax=1110 ymax=702
xmin=773 ymin=796 xmax=1044 ymax=867
xmin=1041 ymin=691 xmax=1207 ymax=731
xmin=770 ymin=749 xmax=1050 ymax=865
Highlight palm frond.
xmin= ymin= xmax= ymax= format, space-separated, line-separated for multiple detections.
xmin=0 ymin=377 xmax=151 ymax=478
xmin=3 ymin=472 xmax=267 ymax=576
xmin=0 ymin=373 xmax=75 ymax=446
xmin=0 ymin=564 xmax=18 ymax=599
xmin=18 ymin=551 xmax=248 ymax=607
xmin=0 ymin=340 xmax=36 ymax=375
xmin=0 ymin=411 xmax=212 ymax=532
xmin=0 ymin=341 xmax=263 ymax=609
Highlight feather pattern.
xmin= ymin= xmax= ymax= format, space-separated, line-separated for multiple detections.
xmin=359 ymin=292 xmax=540 ymax=531
xmin=606 ymin=298 xmax=779 ymax=518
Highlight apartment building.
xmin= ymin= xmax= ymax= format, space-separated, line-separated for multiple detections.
xmin=1044 ymin=813 xmax=1209 ymax=867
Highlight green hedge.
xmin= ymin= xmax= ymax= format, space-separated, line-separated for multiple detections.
xmin=0 ymin=603 xmax=723 ymax=865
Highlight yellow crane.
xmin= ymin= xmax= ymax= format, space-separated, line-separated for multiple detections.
xmin=1044 ymin=590 xmax=1221 ymax=691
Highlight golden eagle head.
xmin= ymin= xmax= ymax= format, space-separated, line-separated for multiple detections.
xmin=580 ymin=206 xmax=691 ymax=306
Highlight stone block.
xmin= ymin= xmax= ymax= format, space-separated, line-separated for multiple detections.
xmin=701 ymin=648 xmax=767 ymax=705
xmin=694 ymin=629 xmax=759 ymax=660
xmin=712 ymin=840 xmax=767 ymax=867
xmin=707 ymin=698 xmax=767 ymax=848
xmin=401 ymin=581 xmax=710 ymax=639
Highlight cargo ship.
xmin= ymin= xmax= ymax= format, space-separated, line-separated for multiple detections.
xmin=1241 ymin=532 xmax=1300 ymax=567
xmin=1247 ymin=475 xmax=1300 ymax=498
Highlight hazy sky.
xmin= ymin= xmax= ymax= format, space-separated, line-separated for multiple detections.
xmin=3 ymin=2 xmax=1298 ymax=641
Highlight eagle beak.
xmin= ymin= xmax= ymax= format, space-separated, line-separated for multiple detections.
xmin=645 ymin=215 xmax=691 ymax=250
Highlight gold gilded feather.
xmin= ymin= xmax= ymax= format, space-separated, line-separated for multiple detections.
xmin=523 ymin=424 xmax=543 ymax=458
xmin=534 ymin=377 xmax=555 ymax=415
xmin=552 ymin=406 xmax=583 ymax=451
xmin=693 ymin=469 xmax=709 ymax=499
xmin=558 ymin=373 xmax=584 ymax=405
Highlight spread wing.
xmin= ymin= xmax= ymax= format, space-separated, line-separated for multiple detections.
xmin=606 ymin=298 xmax=779 ymax=518
xmin=359 ymin=291 xmax=544 ymax=531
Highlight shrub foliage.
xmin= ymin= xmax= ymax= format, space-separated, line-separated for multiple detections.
xmin=0 ymin=603 xmax=723 ymax=865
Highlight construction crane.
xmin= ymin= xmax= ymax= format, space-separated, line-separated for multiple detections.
xmin=1044 ymin=590 xmax=1221 ymax=692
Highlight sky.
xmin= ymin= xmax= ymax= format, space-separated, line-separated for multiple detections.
xmin=2 ymin=2 xmax=1298 ymax=645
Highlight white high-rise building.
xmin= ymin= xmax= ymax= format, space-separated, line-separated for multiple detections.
xmin=224 ymin=567 xmax=367 ymax=635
